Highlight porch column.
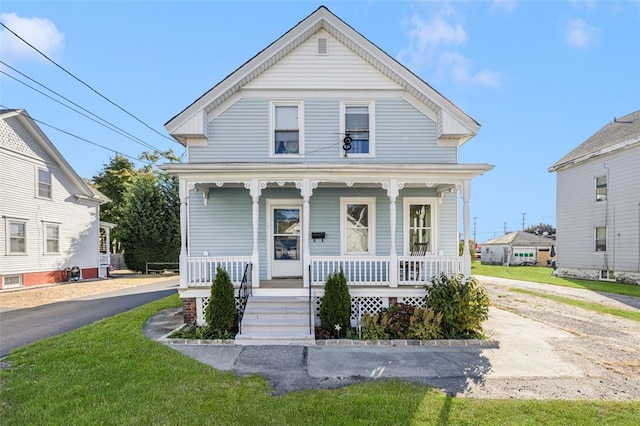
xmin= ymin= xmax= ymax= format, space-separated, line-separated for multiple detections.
xmin=461 ymin=180 xmax=471 ymax=278
xmin=179 ymin=179 xmax=188 ymax=288
xmin=385 ymin=179 xmax=400 ymax=287
xmin=298 ymin=178 xmax=315 ymax=288
xmin=248 ymin=179 xmax=262 ymax=288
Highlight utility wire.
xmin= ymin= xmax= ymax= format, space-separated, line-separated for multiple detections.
xmin=1 ymin=67 xmax=159 ymax=151
xmin=1 ymin=22 xmax=176 ymax=144
xmin=0 ymin=105 xmax=151 ymax=166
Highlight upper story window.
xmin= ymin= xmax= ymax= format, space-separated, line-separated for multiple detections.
xmin=45 ymin=223 xmax=60 ymax=254
xmin=38 ymin=168 xmax=52 ymax=198
xmin=271 ymin=102 xmax=303 ymax=156
xmin=341 ymin=197 xmax=375 ymax=255
xmin=595 ymin=175 xmax=607 ymax=202
xmin=8 ymin=220 xmax=27 ymax=254
xmin=341 ymin=102 xmax=374 ymax=157
xmin=595 ymin=226 xmax=607 ymax=252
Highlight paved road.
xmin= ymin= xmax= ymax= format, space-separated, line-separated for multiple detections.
xmin=0 ymin=279 xmax=178 ymax=357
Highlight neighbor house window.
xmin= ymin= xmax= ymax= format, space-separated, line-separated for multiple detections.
xmin=403 ymin=198 xmax=436 ymax=255
xmin=341 ymin=102 xmax=374 ymax=156
xmin=595 ymin=175 xmax=607 ymax=202
xmin=595 ymin=226 xmax=607 ymax=252
xmin=8 ymin=220 xmax=26 ymax=254
xmin=341 ymin=198 xmax=375 ymax=255
xmin=3 ymin=275 xmax=22 ymax=288
xmin=271 ymin=102 xmax=303 ymax=155
xmin=45 ymin=223 xmax=60 ymax=254
xmin=38 ymin=168 xmax=52 ymax=198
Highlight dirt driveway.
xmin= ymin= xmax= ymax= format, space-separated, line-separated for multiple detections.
xmin=0 ymin=273 xmax=177 ymax=310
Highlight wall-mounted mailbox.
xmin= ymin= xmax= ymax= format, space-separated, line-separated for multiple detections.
xmin=311 ymin=232 xmax=326 ymax=242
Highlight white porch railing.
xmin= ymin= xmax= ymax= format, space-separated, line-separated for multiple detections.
xmin=186 ymin=256 xmax=251 ymax=286
xmin=396 ymin=255 xmax=462 ymax=285
xmin=311 ymin=256 xmax=390 ymax=286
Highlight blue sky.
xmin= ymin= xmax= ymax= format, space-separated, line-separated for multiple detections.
xmin=1 ymin=1 xmax=639 ymax=242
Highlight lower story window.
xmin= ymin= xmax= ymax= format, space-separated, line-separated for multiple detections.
xmin=3 ymin=275 xmax=22 ymax=288
xmin=45 ymin=224 xmax=60 ymax=254
xmin=341 ymin=198 xmax=375 ymax=254
xmin=595 ymin=226 xmax=607 ymax=252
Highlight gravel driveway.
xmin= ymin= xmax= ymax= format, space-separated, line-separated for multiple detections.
xmin=471 ymin=276 xmax=640 ymax=400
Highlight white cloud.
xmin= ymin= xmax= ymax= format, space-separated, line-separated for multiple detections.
xmin=398 ymin=11 xmax=501 ymax=88
xmin=565 ymin=18 xmax=599 ymax=49
xmin=0 ymin=13 xmax=64 ymax=62
xmin=569 ymin=0 xmax=597 ymax=11
xmin=438 ymin=52 xmax=501 ymax=87
xmin=492 ymin=0 xmax=518 ymax=13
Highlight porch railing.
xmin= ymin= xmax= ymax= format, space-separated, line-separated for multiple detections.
xmin=396 ymin=255 xmax=462 ymax=285
xmin=311 ymin=256 xmax=389 ymax=286
xmin=186 ymin=256 xmax=252 ymax=286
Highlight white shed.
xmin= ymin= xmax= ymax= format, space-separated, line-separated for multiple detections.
xmin=481 ymin=232 xmax=555 ymax=266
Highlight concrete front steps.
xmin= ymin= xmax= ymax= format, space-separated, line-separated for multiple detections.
xmin=235 ymin=296 xmax=315 ymax=345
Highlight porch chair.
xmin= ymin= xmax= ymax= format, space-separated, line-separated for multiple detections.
xmin=401 ymin=242 xmax=429 ymax=281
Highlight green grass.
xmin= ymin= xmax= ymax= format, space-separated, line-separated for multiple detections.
xmin=472 ymin=262 xmax=640 ymax=298
xmin=510 ymin=288 xmax=640 ymax=322
xmin=1 ymin=295 xmax=639 ymax=425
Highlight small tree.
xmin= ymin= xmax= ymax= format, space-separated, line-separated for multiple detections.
xmin=205 ymin=266 xmax=237 ymax=334
xmin=424 ymin=273 xmax=489 ymax=339
xmin=320 ymin=270 xmax=351 ymax=337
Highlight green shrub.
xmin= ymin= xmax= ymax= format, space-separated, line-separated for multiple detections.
xmin=205 ymin=266 xmax=237 ymax=335
xmin=360 ymin=313 xmax=389 ymax=340
xmin=407 ymin=307 xmax=442 ymax=340
xmin=424 ymin=273 xmax=489 ymax=339
xmin=320 ymin=270 xmax=351 ymax=337
xmin=378 ymin=303 xmax=415 ymax=339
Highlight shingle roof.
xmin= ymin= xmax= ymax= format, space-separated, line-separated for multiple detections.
xmin=549 ymin=109 xmax=640 ymax=172
xmin=482 ymin=231 xmax=554 ymax=246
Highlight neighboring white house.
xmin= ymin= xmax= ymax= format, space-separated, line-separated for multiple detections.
xmin=549 ymin=109 xmax=640 ymax=284
xmin=480 ymin=231 xmax=555 ymax=267
xmin=0 ymin=109 xmax=111 ymax=290
xmin=162 ymin=6 xmax=494 ymax=340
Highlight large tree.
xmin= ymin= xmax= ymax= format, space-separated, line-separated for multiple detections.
xmin=523 ymin=222 xmax=556 ymax=236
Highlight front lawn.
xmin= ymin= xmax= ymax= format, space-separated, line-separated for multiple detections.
xmin=472 ymin=262 xmax=640 ymax=298
xmin=1 ymin=295 xmax=639 ymax=425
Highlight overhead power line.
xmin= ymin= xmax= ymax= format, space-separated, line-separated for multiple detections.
xmin=1 ymin=22 xmax=176 ymax=144
xmin=0 ymin=65 xmax=159 ymax=151
xmin=0 ymin=105 xmax=152 ymax=166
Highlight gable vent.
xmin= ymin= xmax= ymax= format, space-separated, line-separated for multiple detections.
xmin=317 ymin=37 xmax=328 ymax=55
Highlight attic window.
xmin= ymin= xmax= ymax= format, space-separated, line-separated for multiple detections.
xmin=317 ymin=38 xmax=328 ymax=55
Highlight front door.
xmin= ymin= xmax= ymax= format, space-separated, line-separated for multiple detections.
xmin=271 ymin=205 xmax=302 ymax=277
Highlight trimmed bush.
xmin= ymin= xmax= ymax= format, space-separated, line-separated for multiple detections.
xmin=424 ymin=273 xmax=490 ymax=339
xmin=320 ymin=270 xmax=351 ymax=337
xmin=205 ymin=266 xmax=237 ymax=335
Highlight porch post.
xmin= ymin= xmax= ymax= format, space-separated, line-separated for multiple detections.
xmin=298 ymin=179 xmax=314 ymax=288
xmin=179 ymin=179 xmax=188 ymax=288
xmin=248 ymin=179 xmax=262 ymax=288
xmin=461 ymin=180 xmax=471 ymax=278
xmin=385 ymin=179 xmax=400 ymax=287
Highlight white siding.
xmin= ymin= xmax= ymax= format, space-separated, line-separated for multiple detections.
xmin=556 ymin=145 xmax=640 ymax=274
xmin=244 ymin=30 xmax=402 ymax=91
xmin=0 ymin=118 xmax=100 ymax=277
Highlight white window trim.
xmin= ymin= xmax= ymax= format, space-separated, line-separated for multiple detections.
xmin=340 ymin=197 xmax=376 ymax=255
xmin=36 ymin=167 xmax=52 ymax=199
xmin=269 ymin=100 xmax=304 ymax=157
xmin=403 ymin=197 xmax=438 ymax=255
xmin=6 ymin=218 xmax=28 ymax=255
xmin=339 ymin=101 xmax=375 ymax=158
xmin=43 ymin=222 xmax=61 ymax=254
xmin=594 ymin=226 xmax=607 ymax=253
xmin=595 ymin=175 xmax=607 ymax=202
xmin=2 ymin=274 xmax=22 ymax=289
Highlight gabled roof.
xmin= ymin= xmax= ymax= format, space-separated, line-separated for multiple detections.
xmin=482 ymin=231 xmax=554 ymax=246
xmin=0 ymin=109 xmax=109 ymax=204
xmin=165 ymin=6 xmax=480 ymax=145
xmin=549 ymin=109 xmax=640 ymax=172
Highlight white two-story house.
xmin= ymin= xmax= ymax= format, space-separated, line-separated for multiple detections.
xmin=549 ymin=109 xmax=640 ymax=285
xmin=0 ymin=109 xmax=112 ymax=290
xmin=162 ymin=6 xmax=493 ymax=341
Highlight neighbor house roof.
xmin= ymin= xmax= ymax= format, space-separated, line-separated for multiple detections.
xmin=549 ymin=109 xmax=640 ymax=172
xmin=483 ymin=231 xmax=554 ymax=247
xmin=165 ymin=5 xmax=480 ymax=146
xmin=0 ymin=109 xmax=110 ymax=204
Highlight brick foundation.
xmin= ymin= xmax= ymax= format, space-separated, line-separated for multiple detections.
xmin=182 ymin=298 xmax=196 ymax=324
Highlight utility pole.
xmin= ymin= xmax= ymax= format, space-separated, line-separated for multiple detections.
xmin=503 ymin=222 xmax=507 ymax=234
xmin=521 ymin=212 xmax=526 ymax=231
xmin=473 ymin=217 xmax=478 ymax=248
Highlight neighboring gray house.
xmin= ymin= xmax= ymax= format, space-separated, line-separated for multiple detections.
xmin=549 ymin=110 xmax=640 ymax=284
xmin=162 ymin=6 xmax=493 ymax=341
xmin=0 ymin=109 xmax=112 ymax=289
xmin=481 ymin=232 xmax=555 ymax=267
